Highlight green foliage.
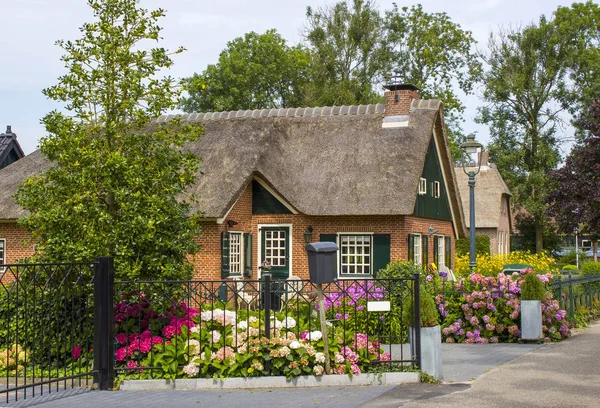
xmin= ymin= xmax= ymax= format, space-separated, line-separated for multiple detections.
xmin=511 ymin=213 xmax=562 ymax=254
xmin=14 ymin=0 xmax=203 ymax=280
xmin=581 ymin=262 xmax=600 ymax=291
xmin=562 ymin=264 xmax=579 ymax=271
xmin=180 ymin=30 xmax=311 ymax=112
xmin=384 ymin=3 xmax=482 ymax=159
xmin=378 ymin=260 xmax=422 ymax=279
xmin=303 ymin=0 xmax=387 ymax=106
xmin=574 ymin=305 xmax=591 ymax=328
xmin=455 ymin=236 xmax=491 ymax=257
xmin=520 ymin=273 xmax=547 ymax=301
xmin=404 ymin=285 xmax=439 ymax=328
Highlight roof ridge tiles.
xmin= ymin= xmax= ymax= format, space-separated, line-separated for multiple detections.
xmin=158 ymin=103 xmax=393 ymax=122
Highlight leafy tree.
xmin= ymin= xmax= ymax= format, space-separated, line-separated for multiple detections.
xmin=15 ymin=0 xmax=203 ymax=280
xmin=180 ymin=30 xmax=311 ymax=112
xmin=478 ymin=21 xmax=566 ymax=253
xmin=302 ymin=0 xmax=388 ymax=106
xmin=455 ymin=235 xmax=491 ymax=257
xmin=546 ymin=99 xmax=600 ymax=261
xmin=384 ymin=4 xmax=482 ymax=158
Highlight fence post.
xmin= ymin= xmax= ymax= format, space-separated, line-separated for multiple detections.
xmin=263 ymin=272 xmax=271 ymax=340
xmin=94 ymin=256 xmax=115 ymax=391
xmin=413 ymin=273 xmax=421 ymax=371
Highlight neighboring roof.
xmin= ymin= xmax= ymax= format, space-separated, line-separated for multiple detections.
xmin=0 ymin=101 xmax=467 ymax=236
xmin=0 ymin=126 xmax=25 ymax=169
xmin=456 ymin=165 xmax=512 ymax=229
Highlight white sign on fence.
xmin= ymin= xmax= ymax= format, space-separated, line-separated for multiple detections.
xmin=367 ymin=301 xmax=391 ymax=312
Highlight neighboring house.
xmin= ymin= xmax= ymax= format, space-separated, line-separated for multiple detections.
xmin=456 ymin=153 xmax=512 ymax=255
xmin=0 ymin=84 xmax=467 ymax=279
xmin=0 ymin=126 xmax=24 ymax=170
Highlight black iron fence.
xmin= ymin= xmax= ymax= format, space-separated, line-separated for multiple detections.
xmin=1 ymin=257 xmax=420 ymax=401
xmin=112 ymin=272 xmax=421 ymax=379
xmin=0 ymin=261 xmax=98 ymax=405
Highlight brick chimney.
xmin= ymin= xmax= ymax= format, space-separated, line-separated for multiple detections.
xmin=383 ymin=83 xmax=420 ymax=117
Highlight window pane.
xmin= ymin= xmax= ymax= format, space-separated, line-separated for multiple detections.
xmin=340 ymin=235 xmax=372 ymax=275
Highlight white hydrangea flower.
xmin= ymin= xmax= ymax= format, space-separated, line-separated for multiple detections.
xmin=314 ymin=352 xmax=326 ymax=363
xmin=309 ymin=331 xmax=322 ymax=341
xmin=190 ymin=325 xmax=201 ymax=333
xmin=313 ymin=365 xmax=324 ymax=376
xmin=237 ymin=320 xmax=248 ymax=331
xmin=283 ymin=317 xmax=296 ymax=328
xmin=289 ymin=341 xmax=301 ymax=350
xmin=248 ymin=316 xmax=259 ymax=324
xmin=182 ymin=362 xmax=199 ymax=377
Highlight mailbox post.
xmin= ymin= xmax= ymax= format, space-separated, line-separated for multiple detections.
xmin=306 ymin=242 xmax=338 ymax=374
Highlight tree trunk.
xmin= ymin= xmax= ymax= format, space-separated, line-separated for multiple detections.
xmin=535 ymin=222 xmax=544 ymax=253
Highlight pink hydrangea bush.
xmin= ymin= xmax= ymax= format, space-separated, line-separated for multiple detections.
xmin=434 ymin=270 xmax=570 ymax=344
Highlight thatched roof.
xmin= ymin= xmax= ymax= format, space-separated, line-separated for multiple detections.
xmin=0 ymin=100 xmax=466 ymax=236
xmin=456 ymin=165 xmax=512 ymax=229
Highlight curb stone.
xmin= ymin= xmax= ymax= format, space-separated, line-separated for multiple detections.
xmin=120 ymin=372 xmax=419 ymax=391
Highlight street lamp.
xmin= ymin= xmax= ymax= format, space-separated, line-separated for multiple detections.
xmin=461 ymin=134 xmax=483 ymax=275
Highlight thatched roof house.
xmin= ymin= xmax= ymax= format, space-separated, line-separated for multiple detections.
xmin=0 ymin=85 xmax=467 ymax=280
xmin=456 ymin=153 xmax=512 ymax=255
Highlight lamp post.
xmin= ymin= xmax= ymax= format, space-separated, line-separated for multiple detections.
xmin=461 ymin=134 xmax=483 ymax=275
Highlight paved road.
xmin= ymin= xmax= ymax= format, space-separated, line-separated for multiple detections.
xmin=0 ymin=338 xmax=549 ymax=407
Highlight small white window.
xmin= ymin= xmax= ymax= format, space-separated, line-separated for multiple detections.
xmin=229 ymin=232 xmax=243 ymax=275
xmin=0 ymin=239 xmax=5 ymax=268
xmin=498 ymin=232 xmax=503 ymax=254
xmin=437 ymin=236 xmax=445 ymax=267
xmin=433 ymin=181 xmax=440 ymax=198
xmin=413 ymin=234 xmax=422 ymax=265
xmin=340 ymin=235 xmax=371 ymax=276
xmin=419 ymin=178 xmax=427 ymax=195
xmin=582 ymin=240 xmax=591 ymax=249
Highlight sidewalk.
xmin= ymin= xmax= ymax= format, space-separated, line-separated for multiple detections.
xmin=6 ymin=338 xmax=545 ymax=407
xmin=397 ymin=321 xmax=600 ymax=407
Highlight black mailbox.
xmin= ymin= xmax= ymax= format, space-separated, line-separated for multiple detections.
xmin=306 ymin=242 xmax=338 ymax=284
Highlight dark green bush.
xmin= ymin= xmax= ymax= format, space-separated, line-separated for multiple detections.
xmin=403 ymin=286 xmax=439 ymax=327
xmin=562 ymin=264 xmax=579 ymax=271
xmin=455 ymin=235 xmax=491 ymax=257
xmin=378 ymin=260 xmax=422 ymax=279
xmin=559 ymin=251 xmax=587 ymax=266
xmin=581 ymin=262 xmax=600 ymax=291
xmin=520 ymin=273 xmax=546 ymax=301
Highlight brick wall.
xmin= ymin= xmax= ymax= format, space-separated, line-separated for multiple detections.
xmin=190 ymin=182 xmax=455 ymax=280
xmin=1 ymin=181 xmax=457 ymax=280
xmin=0 ymin=222 xmax=35 ymax=264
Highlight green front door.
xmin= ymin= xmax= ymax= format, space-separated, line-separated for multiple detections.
xmin=261 ymin=227 xmax=290 ymax=279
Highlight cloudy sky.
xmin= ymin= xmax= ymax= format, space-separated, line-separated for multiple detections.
xmin=0 ymin=0 xmax=578 ymax=154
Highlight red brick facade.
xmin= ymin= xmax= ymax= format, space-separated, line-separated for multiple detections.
xmin=191 ymin=182 xmax=455 ymax=280
xmin=1 ymin=182 xmax=456 ymax=280
xmin=383 ymin=89 xmax=420 ymax=117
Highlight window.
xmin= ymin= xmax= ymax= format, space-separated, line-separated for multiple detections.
xmin=0 ymin=239 xmax=4 ymax=266
xmin=264 ymin=229 xmax=287 ymax=267
xmin=418 ymin=178 xmax=427 ymax=195
xmin=340 ymin=235 xmax=371 ymax=276
xmin=229 ymin=232 xmax=243 ymax=275
xmin=412 ymin=234 xmax=422 ymax=265
xmin=433 ymin=181 xmax=440 ymax=198
xmin=437 ymin=236 xmax=445 ymax=267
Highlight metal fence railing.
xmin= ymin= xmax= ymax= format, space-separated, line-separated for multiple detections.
xmin=551 ymin=271 xmax=600 ymax=323
xmin=112 ymin=273 xmax=421 ymax=378
xmin=0 ymin=261 xmax=99 ymax=405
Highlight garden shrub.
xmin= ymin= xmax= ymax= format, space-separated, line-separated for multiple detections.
xmin=403 ymin=286 xmax=439 ymax=327
xmin=520 ymin=272 xmax=546 ymax=300
xmin=455 ymin=236 xmax=491 ymax=257
xmin=580 ymin=262 xmax=600 ymax=291
xmin=378 ymin=261 xmax=422 ymax=279
xmin=454 ymin=251 xmax=558 ymax=277
xmin=562 ymin=264 xmax=578 ymax=271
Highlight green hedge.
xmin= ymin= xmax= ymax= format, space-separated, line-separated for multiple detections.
xmin=455 ymin=235 xmax=491 ymax=257
xmin=581 ymin=262 xmax=600 ymax=291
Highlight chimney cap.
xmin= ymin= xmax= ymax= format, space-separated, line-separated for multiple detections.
xmin=383 ymin=83 xmax=420 ymax=92
xmin=0 ymin=125 xmax=16 ymax=139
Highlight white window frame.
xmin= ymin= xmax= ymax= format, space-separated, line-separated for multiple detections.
xmin=418 ymin=178 xmax=427 ymax=195
xmin=0 ymin=238 xmax=5 ymax=268
xmin=228 ymin=231 xmax=243 ymax=276
xmin=582 ymin=239 xmax=591 ymax=249
xmin=433 ymin=181 xmax=440 ymax=198
xmin=338 ymin=233 xmax=373 ymax=277
xmin=437 ymin=235 xmax=445 ymax=268
xmin=412 ymin=233 xmax=422 ymax=265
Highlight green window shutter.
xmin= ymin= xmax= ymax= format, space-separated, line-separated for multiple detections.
xmin=445 ymin=236 xmax=452 ymax=269
xmin=319 ymin=234 xmax=337 ymax=243
xmin=433 ymin=236 xmax=439 ymax=268
xmin=408 ymin=234 xmax=414 ymax=262
xmin=422 ymin=235 xmax=429 ymax=268
xmin=373 ymin=234 xmax=391 ymax=276
xmin=243 ymin=233 xmax=253 ymax=277
xmin=221 ymin=231 xmax=230 ymax=278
